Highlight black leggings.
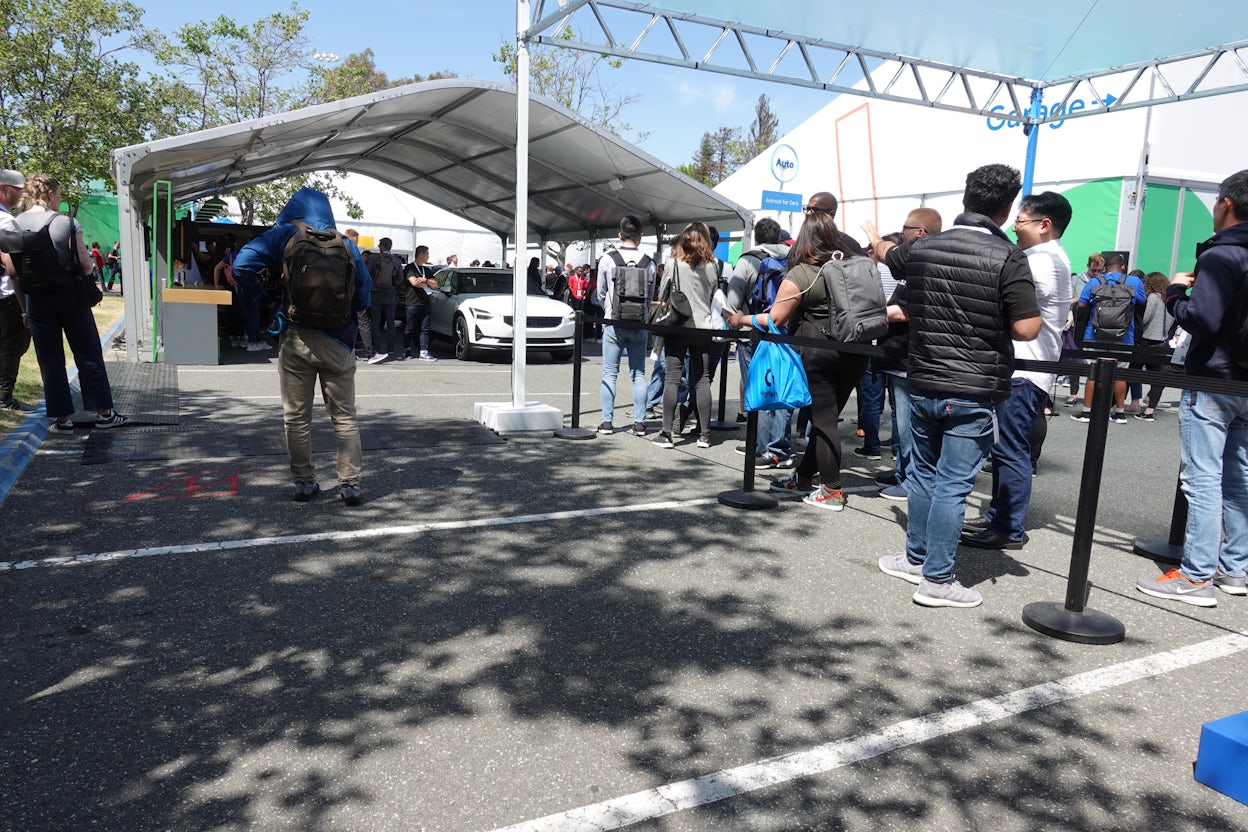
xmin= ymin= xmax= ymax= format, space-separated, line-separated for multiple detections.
xmin=663 ymin=335 xmax=711 ymax=439
xmin=795 ymin=322 xmax=867 ymax=489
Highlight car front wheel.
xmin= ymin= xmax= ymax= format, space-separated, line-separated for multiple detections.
xmin=454 ymin=315 xmax=475 ymax=361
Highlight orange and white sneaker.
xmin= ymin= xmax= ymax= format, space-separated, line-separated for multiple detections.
xmin=1136 ymin=568 xmax=1216 ymax=607
xmin=803 ymin=485 xmax=846 ymax=511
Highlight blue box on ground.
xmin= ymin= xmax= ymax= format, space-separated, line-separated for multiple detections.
xmin=1195 ymin=711 xmax=1248 ymax=805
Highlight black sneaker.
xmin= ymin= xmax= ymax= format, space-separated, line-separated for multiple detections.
xmin=1 ymin=398 xmax=35 ymax=413
xmin=875 ymin=470 xmax=901 ymax=486
xmin=1110 ymin=410 xmax=1128 ymax=424
xmin=652 ymin=431 xmax=674 ymax=449
xmin=852 ymin=446 xmax=882 ymax=460
xmin=734 ymin=444 xmax=748 ymax=456
xmin=630 ymin=422 xmax=647 ymax=437
xmin=339 ymin=484 xmax=362 ymax=506
xmin=1133 ymin=410 xmax=1155 ymax=422
xmin=293 ymin=481 xmax=320 ymax=502
xmin=94 ymin=412 xmax=128 ymax=429
xmin=596 ymin=421 xmax=614 ymax=435
xmin=1070 ymin=411 xmax=1092 ymax=423
xmin=735 ymin=412 xmax=747 ymax=424
xmin=52 ymin=419 xmax=75 ymax=432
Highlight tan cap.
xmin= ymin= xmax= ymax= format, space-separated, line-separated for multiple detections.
xmin=0 ymin=169 xmax=24 ymax=188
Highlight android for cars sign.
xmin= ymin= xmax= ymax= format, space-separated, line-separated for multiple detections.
xmin=770 ymin=144 xmax=798 ymax=184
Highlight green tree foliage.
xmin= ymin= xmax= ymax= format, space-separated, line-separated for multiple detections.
xmin=683 ymin=95 xmax=781 ymax=187
xmin=311 ymin=48 xmax=455 ymax=102
xmin=0 ymin=0 xmax=176 ymax=206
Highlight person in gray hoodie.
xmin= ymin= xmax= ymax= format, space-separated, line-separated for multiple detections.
xmin=725 ymin=217 xmax=793 ymax=467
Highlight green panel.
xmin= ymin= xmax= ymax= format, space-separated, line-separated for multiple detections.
xmin=75 ymin=195 xmax=120 ymax=250
xmin=1174 ymin=191 xmax=1214 ymax=273
xmin=1053 ymin=178 xmax=1122 ymax=270
xmin=1137 ymin=184 xmax=1180 ymax=273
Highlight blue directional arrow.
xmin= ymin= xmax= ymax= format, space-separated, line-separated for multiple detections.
xmin=1098 ymin=93 xmax=1119 ymax=107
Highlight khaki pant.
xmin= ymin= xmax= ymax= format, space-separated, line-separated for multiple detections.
xmin=278 ymin=327 xmax=362 ymax=486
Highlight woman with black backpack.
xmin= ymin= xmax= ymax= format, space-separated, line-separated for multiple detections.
xmin=726 ymin=208 xmax=868 ymax=511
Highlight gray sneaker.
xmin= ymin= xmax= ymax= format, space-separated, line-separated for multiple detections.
xmin=339 ymin=484 xmax=362 ymax=507
xmin=293 ymin=481 xmax=320 ymax=502
xmin=1213 ymin=570 xmax=1247 ymax=596
xmin=913 ymin=578 xmax=983 ymax=608
xmin=878 ymin=553 xmax=923 ymax=585
xmin=1136 ymin=569 xmax=1216 ymax=607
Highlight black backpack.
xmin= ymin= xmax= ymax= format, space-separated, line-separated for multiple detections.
xmin=372 ymin=253 xmax=397 ymax=289
xmin=281 ymin=220 xmax=355 ymax=328
xmin=0 ymin=213 xmax=76 ymax=295
xmin=1089 ymin=275 xmax=1135 ymax=341
xmin=607 ymin=250 xmax=652 ymax=323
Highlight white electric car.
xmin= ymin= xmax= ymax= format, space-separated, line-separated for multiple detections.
xmin=427 ymin=267 xmax=577 ymax=361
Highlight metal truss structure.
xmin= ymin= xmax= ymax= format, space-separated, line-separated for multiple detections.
xmin=526 ymin=0 xmax=1248 ymax=126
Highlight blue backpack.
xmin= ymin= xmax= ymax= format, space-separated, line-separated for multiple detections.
xmin=748 ymin=252 xmax=788 ymax=314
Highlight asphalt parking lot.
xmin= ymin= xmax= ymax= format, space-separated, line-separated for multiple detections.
xmin=1 ymin=341 xmax=1246 ymax=832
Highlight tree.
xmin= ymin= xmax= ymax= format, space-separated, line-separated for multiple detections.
xmin=0 ymin=0 xmax=178 ymax=206
xmin=311 ymin=49 xmax=454 ymax=102
xmin=495 ymin=26 xmax=649 ymax=266
xmin=680 ymin=95 xmax=781 ymax=187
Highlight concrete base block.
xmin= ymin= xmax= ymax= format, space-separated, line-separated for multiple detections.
xmin=474 ymin=401 xmax=564 ymax=434
xmin=1195 ymin=710 xmax=1248 ymax=805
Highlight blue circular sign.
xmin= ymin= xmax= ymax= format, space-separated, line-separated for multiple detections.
xmin=770 ymin=144 xmax=798 ymax=184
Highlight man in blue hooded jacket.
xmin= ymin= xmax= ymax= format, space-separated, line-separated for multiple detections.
xmin=232 ymin=188 xmax=372 ymax=505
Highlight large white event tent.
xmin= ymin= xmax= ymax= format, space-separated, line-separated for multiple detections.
xmin=109 ymin=78 xmax=750 ymax=428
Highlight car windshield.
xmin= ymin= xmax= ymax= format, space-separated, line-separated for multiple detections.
xmin=455 ymin=271 xmax=546 ymax=296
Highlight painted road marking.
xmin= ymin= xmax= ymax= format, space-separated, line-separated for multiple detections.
xmin=0 ymin=498 xmax=719 ymax=572
xmin=489 ymin=632 xmax=1248 ymax=832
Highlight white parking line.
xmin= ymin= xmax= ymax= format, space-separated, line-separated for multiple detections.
xmin=0 ymin=498 xmax=718 ymax=572
xmin=489 ymin=632 xmax=1248 ymax=832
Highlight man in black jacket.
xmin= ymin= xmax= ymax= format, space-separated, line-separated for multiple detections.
xmin=874 ymin=164 xmax=1041 ymax=608
xmin=1137 ymin=169 xmax=1248 ymax=607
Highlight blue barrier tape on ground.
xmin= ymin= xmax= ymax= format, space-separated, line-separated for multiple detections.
xmin=0 ymin=313 xmax=127 ymax=507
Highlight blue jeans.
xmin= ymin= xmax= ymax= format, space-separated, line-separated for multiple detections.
xmin=983 ymin=378 xmax=1046 ymax=540
xmin=405 ymin=304 xmax=431 ymax=354
xmin=1178 ymin=390 xmax=1248 ymax=582
xmin=887 ymin=374 xmax=913 ymax=483
xmin=600 ymin=325 xmax=648 ymax=425
xmin=905 ymin=393 xmax=996 ymax=583
xmin=857 ymin=361 xmax=886 ymax=452
xmin=737 ymin=339 xmax=793 ymax=458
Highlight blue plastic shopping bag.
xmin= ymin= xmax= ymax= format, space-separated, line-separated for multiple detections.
xmin=744 ymin=319 xmax=811 ymax=412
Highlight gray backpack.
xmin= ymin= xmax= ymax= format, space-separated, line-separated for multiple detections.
xmin=607 ymin=250 xmax=652 ymax=323
xmin=818 ymin=255 xmax=888 ymax=343
xmin=1089 ymin=275 xmax=1135 ymax=340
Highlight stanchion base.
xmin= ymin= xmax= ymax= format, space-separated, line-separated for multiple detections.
xmin=717 ymin=489 xmax=778 ymax=510
xmin=709 ymin=420 xmax=740 ymax=432
xmin=1021 ymin=601 xmax=1126 ymax=645
xmin=1132 ymin=540 xmax=1183 ymax=565
xmin=553 ymin=428 xmax=596 ymax=441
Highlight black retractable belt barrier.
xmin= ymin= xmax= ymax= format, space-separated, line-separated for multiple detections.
xmin=1022 ymin=358 xmax=1126 ymax=645
xmin=1133 ymin=477 xmax=1186 ymax=565
xmin=554 ymin=311 xmax=595 ymax=440
xmin=719 ymin=329 xmax=778 ymax=510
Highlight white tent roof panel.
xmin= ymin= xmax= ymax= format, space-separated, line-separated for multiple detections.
xmin=111 ymin=79 xmax=751 ymax=243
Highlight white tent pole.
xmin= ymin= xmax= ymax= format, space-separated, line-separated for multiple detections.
xmin=512 ymin=0 xmax=531 ymax=409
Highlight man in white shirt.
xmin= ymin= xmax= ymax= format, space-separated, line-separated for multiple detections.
xmin=0 ymin=169 xmax=33 ymax=411
xmin=596 ymin=214 xmax=655 ymax=436
xmin=962 ymin=191 xmax=1073 ymax=549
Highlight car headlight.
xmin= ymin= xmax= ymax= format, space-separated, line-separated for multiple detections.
xmin=471 ymin=308 xmax=496 ymax=321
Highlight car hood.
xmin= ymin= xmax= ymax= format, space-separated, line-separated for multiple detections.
xmin=456 ymin=294 xmax=573 ymax=316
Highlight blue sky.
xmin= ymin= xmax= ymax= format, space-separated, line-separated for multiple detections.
xmin=131 ymin=0 xmax=833 ymax=170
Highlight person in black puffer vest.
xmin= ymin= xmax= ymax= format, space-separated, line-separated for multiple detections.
xmin=872 ymin=164 xmax=1041 ymax=609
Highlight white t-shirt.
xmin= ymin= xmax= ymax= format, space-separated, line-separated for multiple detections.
xmin=0 ymin=207 xmax=17 ymax=298
xmin=1014 ymin=238 xmax=1072 ymax=392
xmin=596 ymin=244 xmax=655 ymax=321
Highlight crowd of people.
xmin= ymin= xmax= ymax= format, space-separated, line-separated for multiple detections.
xmin=592 ymin=165 xmax=1248 ymax=611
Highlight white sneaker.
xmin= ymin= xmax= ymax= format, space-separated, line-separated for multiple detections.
xmin=368 ymin=352 xmax=389 ymax=364
xmin=246 ymin=342 xmax=265 ymax=352
xmin=419 ymin=352 xmax=437 ymax=362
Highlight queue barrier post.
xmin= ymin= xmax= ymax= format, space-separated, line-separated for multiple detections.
xmin=1022 ymin=357 xmax=1126 ymax=644
xmin=719 ymin=329 xmax=778 ymax=510
xmin=709 ymin=341 xmax=738 ymax=431
xmin=1132 ymin=476 xmax=1186 ymax=565
xmin=554 ymin=310 xmax=595 ymax=440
